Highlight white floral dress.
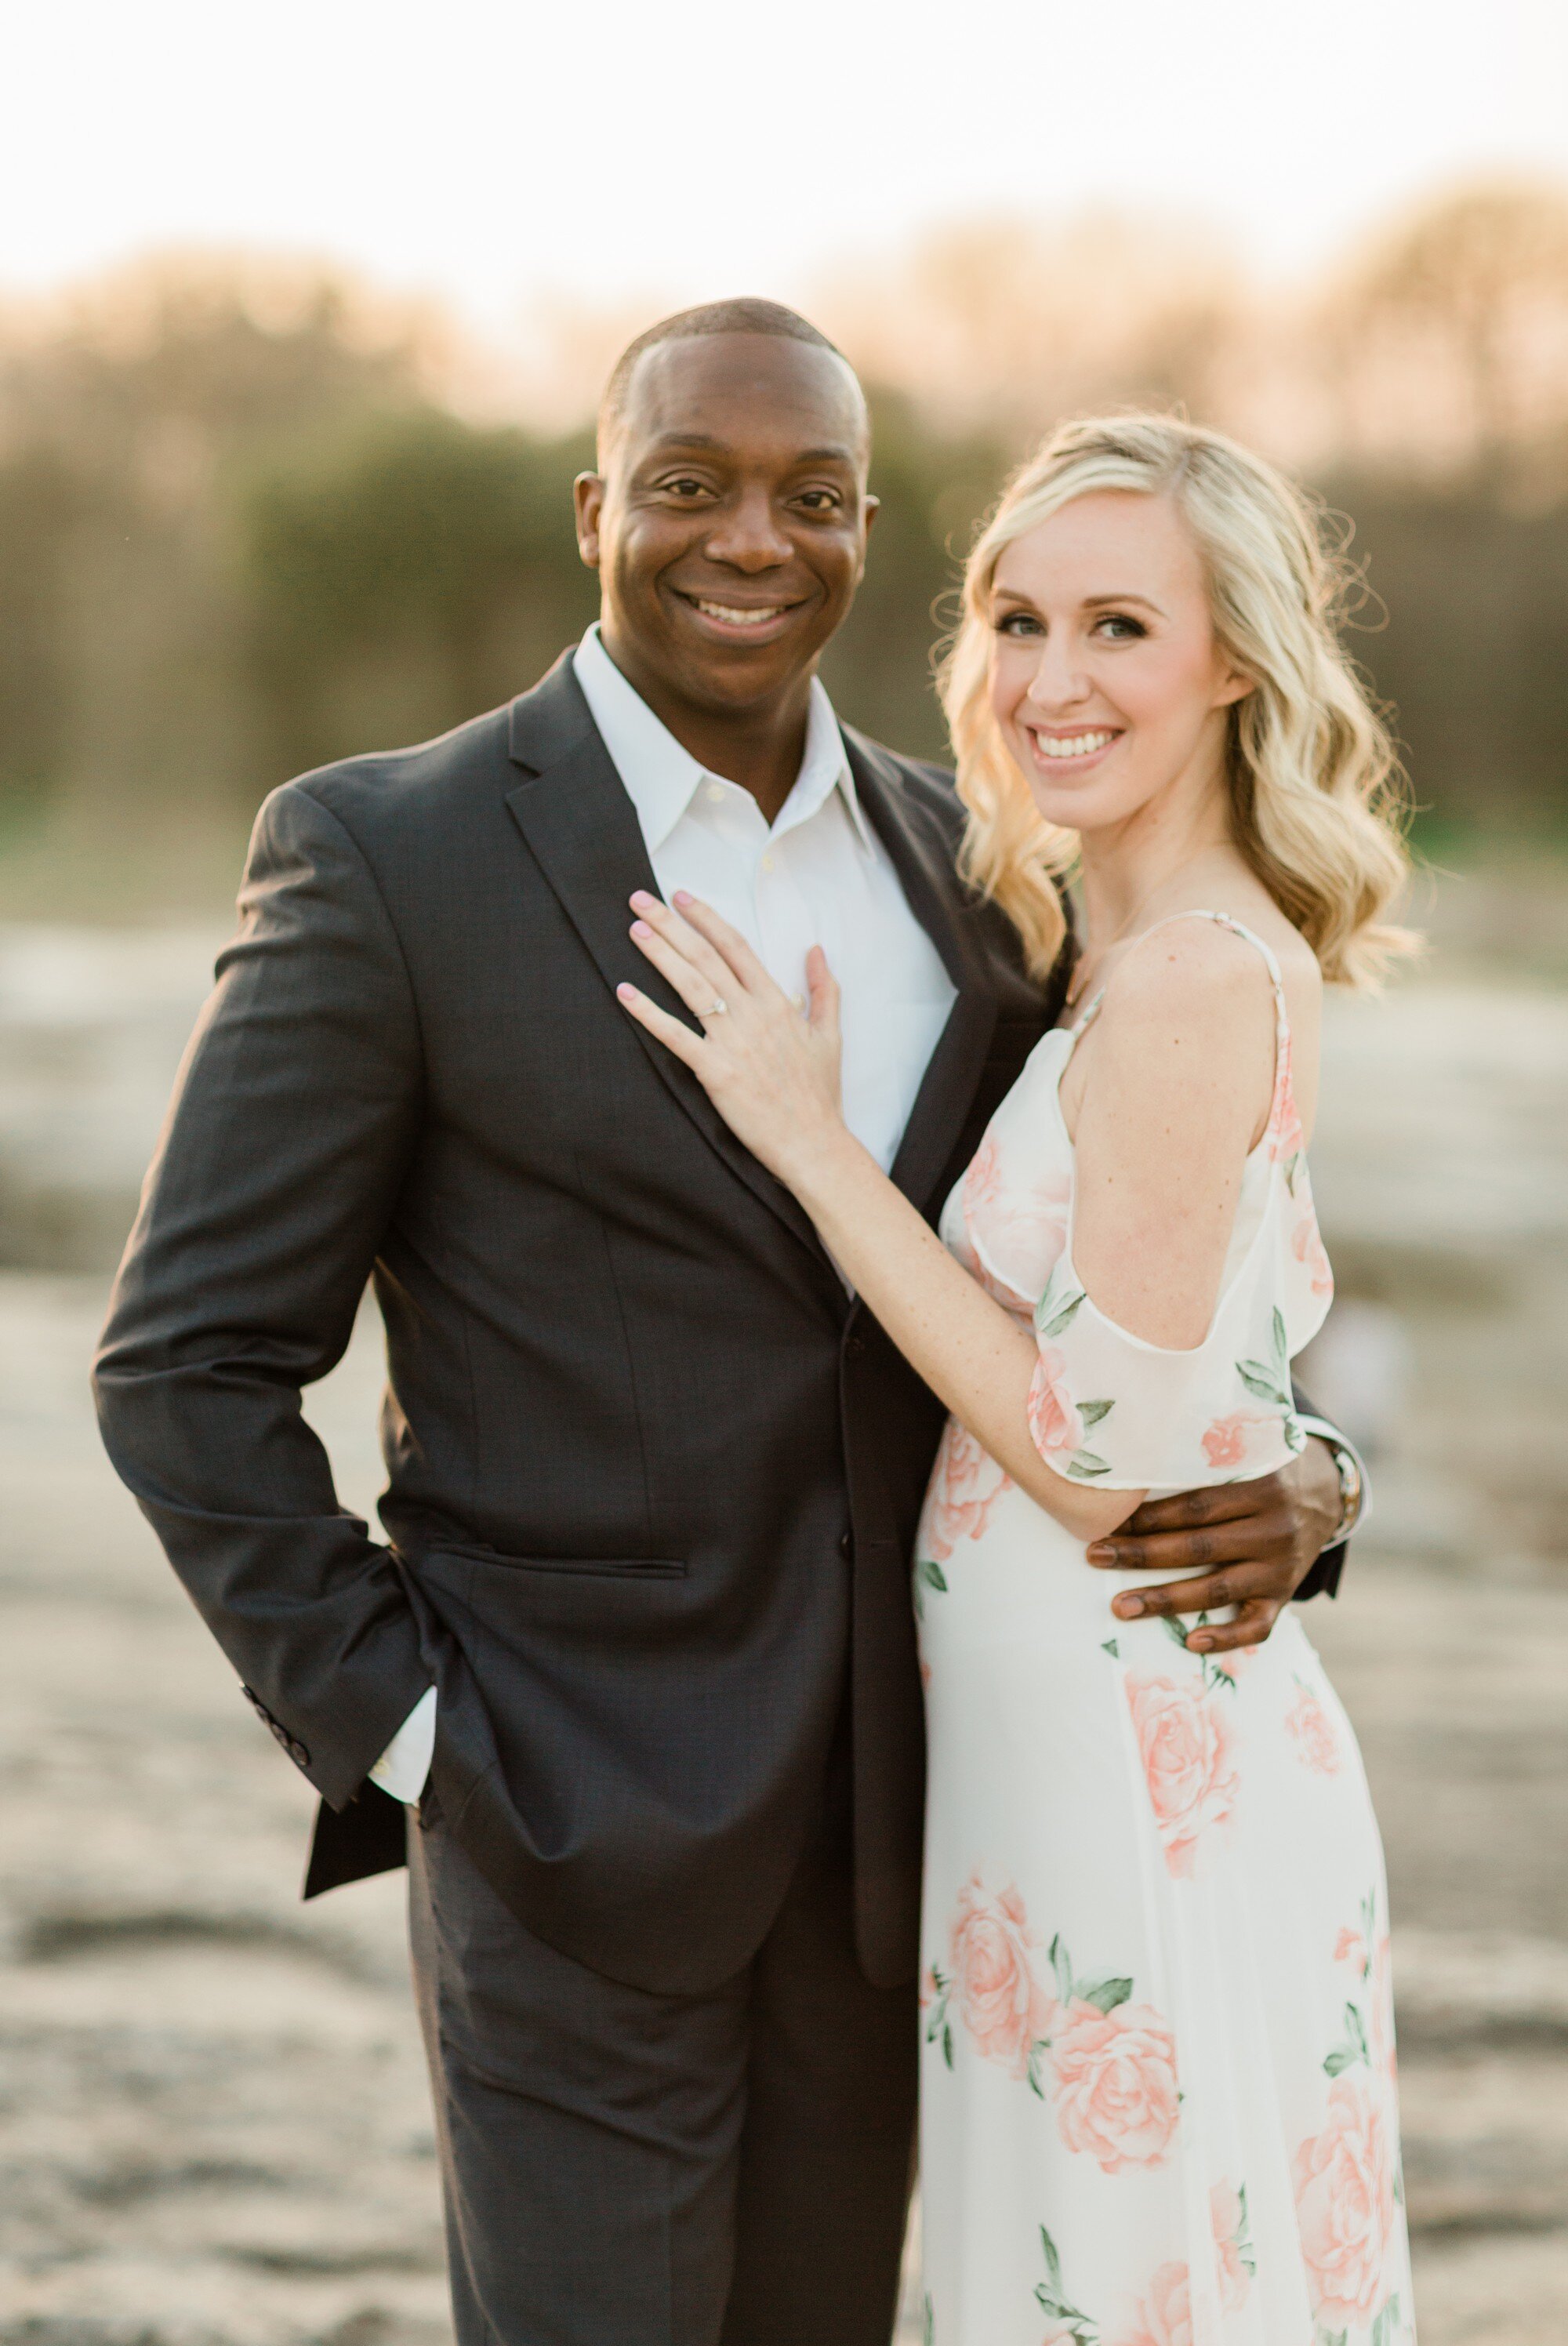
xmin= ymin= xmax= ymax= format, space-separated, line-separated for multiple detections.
xmin=915 ymin=914 xmax=1414 ymax=2346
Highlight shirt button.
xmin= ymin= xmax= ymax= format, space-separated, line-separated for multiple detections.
xmin=706 ymin=783 xmax=724 ymax=804
xmin=760 ymin=852 xmax=775 ymax=872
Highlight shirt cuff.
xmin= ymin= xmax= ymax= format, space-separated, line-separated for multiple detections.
xmin=368 ymin=1684 xmax=436 ymax=1805
xmin=1296 ymin=1417 xmax=1371 ymax=1538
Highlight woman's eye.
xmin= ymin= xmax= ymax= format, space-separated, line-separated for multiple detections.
xmin=996 ymin=611 xmax=1044 ymax=637
xmin=1095 ymin=612 xmax=1146 ymax=641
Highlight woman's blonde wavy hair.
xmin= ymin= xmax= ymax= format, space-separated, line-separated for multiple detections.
xmin=938 ymin=412 xmax=1415 ymax=987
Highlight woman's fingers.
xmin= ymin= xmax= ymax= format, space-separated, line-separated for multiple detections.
xmin=630 ymin=917 xmax=733 ymax=1023
xmin=615 ymin=982 xmax=707 ymax=1068
xmin=805 ymin=944 xmax=840 ymax=1037
xmin=673 ymin=892 xmax=782 ymax=1000
xmin=630 ymin=891 xmax=742 ymax=1003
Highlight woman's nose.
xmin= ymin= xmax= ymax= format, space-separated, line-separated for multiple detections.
xmin=1023 ymin=643 xmax=1092 ymax=712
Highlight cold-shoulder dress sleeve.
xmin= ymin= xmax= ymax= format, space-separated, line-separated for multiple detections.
xmin=1025 ymin=913 xmax=1335 ymax=1493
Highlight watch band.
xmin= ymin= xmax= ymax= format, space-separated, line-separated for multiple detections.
xmin=1326 ymin=1440 xmax=1363 ymax=1545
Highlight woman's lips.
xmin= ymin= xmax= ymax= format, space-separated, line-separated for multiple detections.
xmin=1024 ymin=725 xmax=1123 ymax=775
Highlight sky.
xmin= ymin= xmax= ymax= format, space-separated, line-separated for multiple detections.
xmin=9 ymin=0 xmax=1568 ymax=331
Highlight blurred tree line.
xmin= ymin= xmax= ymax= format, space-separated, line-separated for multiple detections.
xmin=2 ymin=183 xmax=1566 ymax=896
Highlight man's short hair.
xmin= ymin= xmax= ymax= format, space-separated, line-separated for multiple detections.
xmin=598 ymin=299 xmax=856 ymax=457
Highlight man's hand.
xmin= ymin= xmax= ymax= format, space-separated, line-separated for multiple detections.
xmin=1087 ymin=1440 xmax=1343 ymax=1654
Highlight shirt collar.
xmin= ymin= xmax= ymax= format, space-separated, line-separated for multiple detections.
xmin=572 ymin=623 xmax=873 ymax=856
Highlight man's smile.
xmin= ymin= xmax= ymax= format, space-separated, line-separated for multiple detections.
xmin=670 ymin=586 xmax=811 ymax=645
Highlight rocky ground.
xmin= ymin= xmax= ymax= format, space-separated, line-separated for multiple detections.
xmin=0 ymin=908 xmax=1565 ymax=2344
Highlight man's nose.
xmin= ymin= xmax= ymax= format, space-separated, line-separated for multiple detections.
xmin=703 ymin=485 xmax=794 ymax=572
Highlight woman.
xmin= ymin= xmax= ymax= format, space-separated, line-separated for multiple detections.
xmin=616 ymin=415 xmax=1417 ymax=2343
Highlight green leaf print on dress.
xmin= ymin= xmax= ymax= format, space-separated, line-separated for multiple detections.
xmin=913 ymin=1554 xmax=948 ymax=1618
xmin=1234 ymin=1306 xmax=1306 ymax=1450
xmin=1034 ymin=2227 xmax=1098 ymax=2345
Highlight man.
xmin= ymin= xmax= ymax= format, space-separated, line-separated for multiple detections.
xmin=95 ymin=301 xmax=1360 ymax=2346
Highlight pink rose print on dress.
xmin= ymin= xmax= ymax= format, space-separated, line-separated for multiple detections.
xmin=1268 ymin=1029 xmax=1306 ymax=1186
xmin=1210 ymin=2180 xmax=1256 ymax=2312
xmin=1028 ymin=1346 xmax=1083 ymax=1460
xmin=961 ymin=1135 xmax=1071 ymax=1314
xmin=1105 ymin=2261 xmax=1192 ymax=2346
xmin=1292 ymin=2074 xmax=1397 ymax=2326
xmin=1293 ymin=1208 xmax=1334 ymax=1299
xmin=1050 ymin=1993 xmax=1182 ymax=2174
xmin=1286 ymin=1676 xmax=1341 ymax=1774
xmin=925 ymin=1418 xmax=1011 ymax=1563
xmin=938 ymin=1871 xmax=1053 ymax=2080
xmin=1201 ymin=1409 xmax=1279 ymax=1472
xmin=1335 ymin=1890 xmax=1398 ymax=2083
xmin=1125 ymin=1672 xmax=1240 ymax=1877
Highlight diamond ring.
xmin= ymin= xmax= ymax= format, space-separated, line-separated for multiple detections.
xmin=704 ymin=998 xmax=728 ymax=1017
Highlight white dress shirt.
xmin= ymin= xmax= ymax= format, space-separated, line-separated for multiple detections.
xmin=370 ymin=627 xmax=957 ymax=1804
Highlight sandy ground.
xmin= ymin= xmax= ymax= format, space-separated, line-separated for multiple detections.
xmin=1 ymin=1279 xmax=1566 ymax=2345
xmin=2 ymin=918 xmax=1566 ymax=2341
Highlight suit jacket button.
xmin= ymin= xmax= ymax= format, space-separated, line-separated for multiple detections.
xmin=289 ymin=1739 xmax=310 ymax=1768
xmin=844 ymin=1334 xmax=866 ymax=1358
xmin=840 ymin=1531 xmax=854 ymax=1560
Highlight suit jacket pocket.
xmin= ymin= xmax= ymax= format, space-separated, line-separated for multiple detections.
xmin=426 ymin=1542 xmax=686 ymax=1581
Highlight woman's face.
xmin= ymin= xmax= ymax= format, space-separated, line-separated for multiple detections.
xmin=987 ymin=488 xmax=1251 ymax=837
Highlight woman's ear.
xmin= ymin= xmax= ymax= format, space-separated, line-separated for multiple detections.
xmin=1215 ymin=664 xmax=1255 ymax=708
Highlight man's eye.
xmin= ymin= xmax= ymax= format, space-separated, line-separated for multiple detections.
xmin=660 ymin=477 xmax=710 ymax=498
xmin=796 ymin=488 xmax=841 ymax=512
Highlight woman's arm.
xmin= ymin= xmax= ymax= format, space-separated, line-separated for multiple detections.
xmin=619 ymin=893 xmax=1285 ymax=1552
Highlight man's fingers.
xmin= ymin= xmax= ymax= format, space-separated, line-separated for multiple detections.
xmin=1112 ymin=1569 xmax=1240 ymax=1622
xmin=1109 ymin=1553 xmax=1303 ymax=1622
xmin=1090 ymin=1508 xmax=1296 ymax=1574
xmin=1187 ymin=1600 xmax=1284 ymax=1654
xmin=1121 ymin=1471 xmax=1287 ymax=1535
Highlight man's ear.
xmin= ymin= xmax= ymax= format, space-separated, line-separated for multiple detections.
xmin=863 ymin=492 xmax=880 ymax=536
xmin=573 ymin=474 xmax=605 ymax=569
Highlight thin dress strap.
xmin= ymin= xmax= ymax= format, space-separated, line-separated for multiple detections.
xmin=1069 ymin=910 xmax=1295 ymax=1138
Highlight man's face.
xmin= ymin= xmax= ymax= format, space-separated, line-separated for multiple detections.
xmin=575 ymin=334 xmax=876 ymax=717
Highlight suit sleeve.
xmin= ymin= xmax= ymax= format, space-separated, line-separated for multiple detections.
xmin=93 ymin=781 xmax=432 ymax=1808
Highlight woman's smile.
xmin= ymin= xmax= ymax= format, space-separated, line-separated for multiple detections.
xmin=1022 ymin=722 xmax=1124 ymax=775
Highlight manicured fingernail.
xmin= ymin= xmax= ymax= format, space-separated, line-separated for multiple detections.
xmin=630 ymin=890 xmax=655 ymax=911
xmin=615 ymin=983 xmax=637 ymax=1001
xmin=631 ymin=920 xmax=653 ymax=939
xmin=673 ymin=889 xmax=694 ymax=906
xmin=1115 ymin=1596 xmax=1144 ymax=1618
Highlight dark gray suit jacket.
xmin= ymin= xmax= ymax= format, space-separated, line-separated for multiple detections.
xmin=94 ymin=654 xmax=1345 ymax=1996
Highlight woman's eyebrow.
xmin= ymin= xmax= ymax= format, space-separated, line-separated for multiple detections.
xmin=1083 ymin=590 xmax=1167 ymax=616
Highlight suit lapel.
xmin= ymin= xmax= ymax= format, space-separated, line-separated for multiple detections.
xmin=504 ymin=659 xmax=838 ymax=1285
xmin=843 ymin=731 xmax=1000 ymax=1219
